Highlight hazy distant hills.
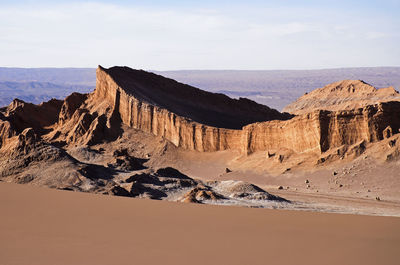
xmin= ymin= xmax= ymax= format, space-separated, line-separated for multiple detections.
xmin=0 ymin=68 xmax=95 ymax=107
xmin=0 ymin=67 xmax=95 ymax=85
xmin=0 ymin=81 xmax=94 ymax=108
xmin=158 ymin=67 xmax=400 ymax=110
xmin=1 ymin=67 xmax=400 ymax=110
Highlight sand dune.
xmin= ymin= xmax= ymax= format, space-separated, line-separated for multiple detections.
xmin=0 ymin=182 xmax=399 ymax=265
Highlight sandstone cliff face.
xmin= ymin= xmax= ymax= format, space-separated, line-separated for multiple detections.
xmin=283 ymin=80 xmax=400 ymax=115
xmin=97 ymin=66 xmax=292 ymax=129
xmin=319 ymin=102 xmax=400 ymax=152
xmin=1 ymin=66 xmax=399 ymax=158
xmin=93 ymin=66 xmax=400 ymax=155
xmin=243 ymin=102 xmax=400 ymax=154
xmin=242 ymin=112 xmax=322 ymax=154
xmin=95 ymin=66 xmax=245 ymax=152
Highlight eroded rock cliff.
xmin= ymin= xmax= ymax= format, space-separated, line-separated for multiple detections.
xmin=94 ymin=66 xmax=289 ymax=152
xmin=0 ymin=66 xmax=399 ymax=158
xmin=92 ymin=66 xmax=400 ymax=155
xmin=243 ymin=102 xmax=400 ymax=154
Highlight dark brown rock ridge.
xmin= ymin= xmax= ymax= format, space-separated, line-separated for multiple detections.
xmin=98 ymin=66 xmax=292 ymax=129
xmin=0 ymin=66 xmax=399 ymax=157
xmin=93 ymin=66 xmax=400 ymax=154
xmin=94 ymin=66 xmax=294 ymax=152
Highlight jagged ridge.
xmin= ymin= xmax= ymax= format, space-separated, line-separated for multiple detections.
xmin=0 ymin=66 xmax=399 ymax=156
xmin=99 ymin=66 xmax=292 ymax=129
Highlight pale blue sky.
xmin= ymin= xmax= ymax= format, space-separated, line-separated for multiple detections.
xmin=0 ymin=0 xmax=399 ymax=69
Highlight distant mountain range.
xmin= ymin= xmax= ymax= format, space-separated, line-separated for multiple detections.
xmin=0 ymin=68 xmax=95 ymax=107
xmin=1 ymin=67 xmax=400 ymax=110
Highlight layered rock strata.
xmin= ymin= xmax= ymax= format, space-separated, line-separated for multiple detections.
xmin=95 ymin=66 xmax=284 ymax=152
xmin=0 ymin=66 xmax=399 ymax=157
xmin=94 ymin=66 xmax=400 ymax=155
xmin=243 ymin=102 xmax=400 ymax=154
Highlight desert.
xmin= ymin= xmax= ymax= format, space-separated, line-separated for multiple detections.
xmin=1 ymin=66 xmax=400 ymax=264
xmin=1 ymin=0 xmax=400 ymax=264
xmin=1 ymin=181 xmax=400 ymax=265
xmin=1 ymin=65 xmax=400 ymax=217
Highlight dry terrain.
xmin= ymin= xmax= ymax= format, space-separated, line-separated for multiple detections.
xmin=1 ymin=182 xmax=399 ymax=265
xmin=0 ymin=65 xmax=399 ymax=217
xmin=1 ymin=65 xmax=400 ymax=265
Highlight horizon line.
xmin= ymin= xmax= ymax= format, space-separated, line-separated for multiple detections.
xmin=1 ymin=65 xmax=400 ymax=71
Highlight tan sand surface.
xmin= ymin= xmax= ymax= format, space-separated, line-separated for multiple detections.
xmin=0 ymin=182 xmax=399 ymax=265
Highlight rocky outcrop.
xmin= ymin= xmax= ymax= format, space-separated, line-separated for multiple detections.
xmin=5 ymin=98 xmax=63 ymax=134
xmin=207 ymin=180 xmax=288 ymax=201
xmin=90 ymin=66 xmax=400 ymax=155
xmin=94 ymin=66 xmax=289 ymax=152
xmin=181 ymin=186 xmax=225 ymax=203
xmin=1 ymin=66 xmax=399 ymax=158
xmin=283 ymin=80 xmax=400 ymax=115
xmin=243 ymin=102 xmax=400 ymax=154
xmin=58 ymin=92 xmax=88 ymax=125
xmin=96 ymin=66 xmax=292 ymax=129
xmin=242 ymin=112 xmax=322 ymax=154
xmin=0 ymin=117 xmax=15 ymax=149
xmin=318 ymin=102 xmax=400 ymax=152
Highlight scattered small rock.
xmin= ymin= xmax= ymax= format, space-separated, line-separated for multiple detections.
xmin=375 ymin=196 xmax=381 ymax=201
xmin=333 ymin=171 xmax=338 ymax=176
xmin=339 ymin=184 xmax=343 ymax=188
xmin=306 ymin=184 xmax=311 ymax=188
xmin=305 ymin=179 xmax=309 ymax=184
xmin=278 ymin=186 xmax=284 ymax=190
xmin=225 ymin=168 xmax=232 ymax=173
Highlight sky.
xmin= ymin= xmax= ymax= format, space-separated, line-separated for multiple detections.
xmin=0 ymin=0 xmax=399 ymax=70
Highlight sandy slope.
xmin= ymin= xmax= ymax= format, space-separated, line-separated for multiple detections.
xmin=0 ymin=182 xmax=399 ymax=265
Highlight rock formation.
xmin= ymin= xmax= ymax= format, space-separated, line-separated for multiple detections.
xmin=94 ymin=66 xmax=291 ymax=152
xmin=1 ymin=66 xmax=399 ymax=158
xmin=243 ymin=102 xmax=400 ymax=154
xmin=2 ymin=65 xmax=400 ymax=213
xmin=283 ymin=80 xmax=400 ymax=115
xmin=90 ymin=66 xmax=400 ymax=155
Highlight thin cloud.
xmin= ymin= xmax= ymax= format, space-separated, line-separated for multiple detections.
xmin=0 ymin=2 xmax=398 ymax=69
